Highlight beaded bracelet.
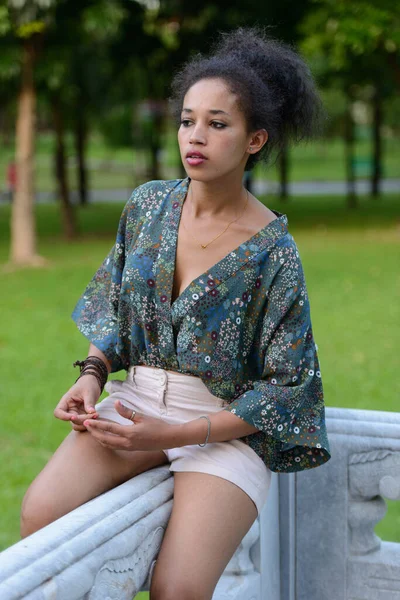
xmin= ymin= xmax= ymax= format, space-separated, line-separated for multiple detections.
xmin=74 ymin=356 xmax=109 ymax=380
xmin=75 ymin=368 xmax=104 ymax=393
xmin=73 ymin=356 xmax=108 ymax=394
xmin=197 ymin=415 xmax=211 ymax=447
xmin=74 ymin=367 xmax=106 ymax=394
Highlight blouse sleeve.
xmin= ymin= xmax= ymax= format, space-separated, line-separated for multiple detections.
xmin=223 ymin=251 xmax=331 ymax=472
xmin=71 ymin=191 xmax=135 ymax=373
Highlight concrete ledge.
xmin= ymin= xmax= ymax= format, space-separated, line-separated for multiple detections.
xmin=1 ymin=407 xmax=398 ymax=600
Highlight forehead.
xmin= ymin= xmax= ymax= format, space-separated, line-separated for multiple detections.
xmin=182 ymin=78 xmax=240 ymax=114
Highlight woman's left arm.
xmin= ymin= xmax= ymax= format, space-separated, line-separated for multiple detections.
xmin=176 ymin=410 xmax=260 ymax=446
xmin=176 ymin=254 xmax=331 ymax=472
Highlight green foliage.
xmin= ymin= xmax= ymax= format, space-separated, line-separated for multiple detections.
xmin=300 ymin=0 xmax=399 ymax=79
xmin=7 ymin=0 xmax=55 ymax=35
xmin=0 ymin=44 xmax=20 ymax=80
xmin=15 ymin=18 xmax=45 ymax=37
xmin=318 ymin=87 xmax=347 ymax=135
xmin=81 ymin=0 xmax=127 ymax=42
xmin=98 ymin=104 xmax=135 ymax=148
xmin=0 ymin=5 xmax=11 ymax=35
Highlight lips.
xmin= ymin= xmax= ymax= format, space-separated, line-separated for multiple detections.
xmin=185 ymin=150 xmax=208 ymax=167
xmin=186 ymin=151 xmax=207 ymax=159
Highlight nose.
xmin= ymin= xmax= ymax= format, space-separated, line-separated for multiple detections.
xmin=189 ymin=122 xmax=206 ymax=145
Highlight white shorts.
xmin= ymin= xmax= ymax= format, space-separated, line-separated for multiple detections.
xmin=94 ymin=365 xmax=272 ymax=516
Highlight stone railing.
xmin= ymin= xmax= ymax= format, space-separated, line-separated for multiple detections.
xmin=0 ymin=406 xmax=399 ymax=600
xmin=283 ymin=406 xmax=400 ymax=600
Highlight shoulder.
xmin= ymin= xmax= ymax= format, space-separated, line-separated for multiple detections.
xmin=127 ymin=178 xmax=185 ymax=211
xmin=258 ymin=232 xmax=306 ymax=290
xmin=249 ymin=195 xmax=280 ymax=227
xmin=275 ymin=233 xmax=302 ymax=267
xmin=119 ymin=179 xmax=185 ymax=245
xmin=275 ymin=235 xmax=309 ymax=304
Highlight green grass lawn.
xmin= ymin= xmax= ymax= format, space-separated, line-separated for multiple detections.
xmin=1 ymin=192 xmax=399 ymax=565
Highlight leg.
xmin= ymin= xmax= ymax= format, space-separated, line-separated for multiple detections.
xmin=20 ymin=426 xmax=169 ymax=538
xmin=149 ymin=471 xmax=258 ymax=600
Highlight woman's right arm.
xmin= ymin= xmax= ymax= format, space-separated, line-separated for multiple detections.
xmin=63 ymin=183 xmax=150 ymax=428
xmin=86 ymin=343 xmax=112 ymax=375
xmin=54 ymin=344 xmax=112 ymax=432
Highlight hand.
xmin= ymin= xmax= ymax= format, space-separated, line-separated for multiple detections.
xmin=83 ymin=400 xmax=182 ymax=451
xmin=54 ymin=375 xmax=100 ymax=432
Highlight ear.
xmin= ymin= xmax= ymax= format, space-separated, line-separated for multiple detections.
xmin=247 ymin=128 xmax=268 ymax=155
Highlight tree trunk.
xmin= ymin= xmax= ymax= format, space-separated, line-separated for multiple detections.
xmin=345 ymin=97 xmax=357 ymax=209
xmin=371 ymin=86 xmax=382 ymax=198
xmin=10 ymin=38 xmax=45 ymax=266
xmin=0 ymin=107 xmax=13 ymax=148
xmin=278 ymin=144 xmax=289 ymax=201
xmin=386 ymin=52 xmax=400 ymax=89
xmin=75 ymin=108 xmax=88 ymax=206
xmin=53 ymin=95 xmax=77 ymax=239
xmin=149 ymin=145 xmax=160 ymax=181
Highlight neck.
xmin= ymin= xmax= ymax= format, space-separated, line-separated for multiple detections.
xmin=186 ymin=173 xmax=248 ymax=220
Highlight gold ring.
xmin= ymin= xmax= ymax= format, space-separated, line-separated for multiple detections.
xmin=130 ymin=409 xmax=136 ymax=422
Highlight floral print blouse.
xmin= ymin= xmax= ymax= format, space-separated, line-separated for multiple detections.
xmin=72 ymin=177 xmax=331 ymax=474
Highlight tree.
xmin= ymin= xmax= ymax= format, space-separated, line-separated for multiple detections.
xmin=1 ymin=0 xmax=56 ymax=266
xmin=36 ymin=0 xmax=127 ymax=235
xmin=300 ymin=0 xmax=400 ymax=202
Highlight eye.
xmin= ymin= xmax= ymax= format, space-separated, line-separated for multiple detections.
xmin=179 ymin=119 xmax=227 ymax=129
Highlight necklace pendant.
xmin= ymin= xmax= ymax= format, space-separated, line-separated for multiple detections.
xmin=201 ymin=244 xmax=207 ymax=249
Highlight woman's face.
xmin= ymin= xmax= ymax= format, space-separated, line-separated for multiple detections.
xmin=177 ymin=78 xmax=255 ymax=183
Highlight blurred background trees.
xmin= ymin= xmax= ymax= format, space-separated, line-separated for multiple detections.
xmin=300 ymin=0 xmax=400 ymax=205
xmin=0 ymin=0 xmax=399 ymax=264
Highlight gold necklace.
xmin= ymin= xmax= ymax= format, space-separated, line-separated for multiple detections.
xmin=182 ymin=188 xmax=249 ymax=250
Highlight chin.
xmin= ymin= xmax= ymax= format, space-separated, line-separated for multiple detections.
xmin=183 ymin=167 xmax=235 ymax=184
xmin=186 ymin=173 xmax=217 ymax=185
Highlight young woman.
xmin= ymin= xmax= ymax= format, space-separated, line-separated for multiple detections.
xmin=21 ymin=27 xmax=331 ymax=600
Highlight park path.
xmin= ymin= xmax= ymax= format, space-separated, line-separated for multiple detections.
xmin=1 ymin=178 xmax=399 ymax=204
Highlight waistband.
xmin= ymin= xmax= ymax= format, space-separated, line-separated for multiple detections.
xmin=127 ymin=365 xmax=207 ymax=388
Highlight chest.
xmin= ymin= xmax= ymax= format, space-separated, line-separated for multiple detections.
xmin=171 ymin=232 xmax=237 ymax=304
xmin=171 ymin=208 xmax=277 ymax=305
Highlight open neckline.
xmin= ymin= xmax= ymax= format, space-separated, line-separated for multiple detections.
xmin=169 ymin=177 xmax=286 ymax=309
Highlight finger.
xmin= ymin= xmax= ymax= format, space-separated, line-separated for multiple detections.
xmin=53 ymin=393 xmax=72 ymax=420
xmin=54 ymin=404 xmax=74 ymax=421
xmin=54 ymin=404 xmax=98 ymax=424
xmin=70 ymin=412 xmax=98 ymax=426
xmin=84 ymin=403 xmax=97 ymax=415
xmin=83 ymin=418 xmax=126 ymax=436
xmin=83 ymin=394 xmax=99 ymax=414
xmin=71 ymin=422 xmax=87 ymax=432
xmin=84 ymin=422 xmax=128 ymax=449
xmin=114 ymin=400 xmax=139 ymax=422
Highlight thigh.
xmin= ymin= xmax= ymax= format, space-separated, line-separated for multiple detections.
xmin=150 ymin=471 xmax=258 ymax=600
xmin=22 ymin=424 xmax=169 ymax=527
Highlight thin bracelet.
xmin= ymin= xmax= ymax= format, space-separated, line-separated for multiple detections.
xmin=197 ymin=415 xmax=211 ymax=447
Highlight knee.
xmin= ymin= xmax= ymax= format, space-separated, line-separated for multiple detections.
xmin=20 ymin=485 xmax=59 ymax=539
